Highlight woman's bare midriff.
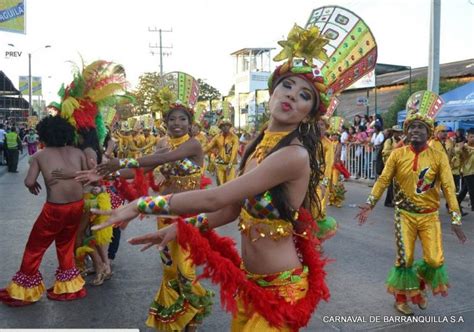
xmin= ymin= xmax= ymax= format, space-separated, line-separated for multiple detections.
xmin=241 ymin=233 xmax=302 ymax=275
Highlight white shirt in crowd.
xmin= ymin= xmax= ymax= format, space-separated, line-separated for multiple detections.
xmin=371 ymin=131 xmax=385 ymax=146
xmin=340 ymin=131 xmax=349 ymax=162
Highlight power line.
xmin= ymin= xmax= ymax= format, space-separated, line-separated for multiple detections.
xmin=148 ymin=27 xmax=173 ymax=75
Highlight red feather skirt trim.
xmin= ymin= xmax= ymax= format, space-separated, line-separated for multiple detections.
xmin=114 ymin=169 xmax=149 ymax=201
xmin=176 ymin=208 xmax=330 ymax=331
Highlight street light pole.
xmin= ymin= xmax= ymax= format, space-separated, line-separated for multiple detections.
xmin=255 ymin=90 xmax=259 ymax=130
xmin=409 ymin=66 xmax=412 ymax=95
xmin=28 ymin=52 xmax=32 ymax=117
xmin=428 ymin=0 xmax=441 ymax=93
xmin=28 ymin=45 xmax=51 ymax=117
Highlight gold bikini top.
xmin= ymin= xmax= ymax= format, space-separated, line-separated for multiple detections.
xmin=239 ymin=131 xmax=296 ymax=241
xmin=158 ymin=134 xmax=202 ymax=190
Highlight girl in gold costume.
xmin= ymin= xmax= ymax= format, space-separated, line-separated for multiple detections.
xmin=91 ymin=11 xmax=379 ymax=329
xmin=84 ymin=72 xmax=213 ymax=332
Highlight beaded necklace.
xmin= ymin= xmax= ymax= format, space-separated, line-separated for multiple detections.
xmin=250 ymin=131 xmax=291 ymax=164
xmin=168 ymin=133 xmax=190 ymax=150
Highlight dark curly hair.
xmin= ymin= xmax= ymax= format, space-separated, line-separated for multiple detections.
xmin=36 ymin=116 xmax=76 ymax=147
xmin=78 ymin=128 xmax=103 ymax=164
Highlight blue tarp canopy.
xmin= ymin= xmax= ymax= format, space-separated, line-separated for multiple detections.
xmin=397 ymin=81 xmax=474 ymax=130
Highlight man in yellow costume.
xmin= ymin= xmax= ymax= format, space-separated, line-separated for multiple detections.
xmin=314 ymin=116 xmax=337 ymax=243
xmin=116 ymin=122 xmax=132 ymax=158
xmin=141 ymin=126 xmax=157 ymax=155
xmin=429 ymin=124 xmax=454 ymax=158
xmin=128 ymin=121 xmax=145 ymax=159
xmin=328 ymin=116 xmax=347 ymax=208
xmin=381 ymin=125 xmax=404 ymax=207
xmin=204 ymin=118 xmax=239 ymax=185
xmin=456 ymin=129 xmax=474 ymax=212
xmin=191 ymin=123 xmax=208 ymax=148
xmin=358 ymin=91 xmax=467 ymax=316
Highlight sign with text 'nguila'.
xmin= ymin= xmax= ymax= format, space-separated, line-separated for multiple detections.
xmin=0 ymin=0 xmax=25 ymax=34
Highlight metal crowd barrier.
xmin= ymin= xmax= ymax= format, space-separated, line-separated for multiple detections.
xmin=344 ymin=143 xmax=376 ymax=180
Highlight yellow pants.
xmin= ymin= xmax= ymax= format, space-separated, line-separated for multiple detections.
xmin=397 ymin=209 xmax=444 ymax=268
xmin=215 ymin=164 xmax=236 ymax=185
xmin=328 ymin=169 xmax=344 ymax=208
xmin=314 ymin=183 xmax=330 ymax=219
xmin=146 ymin=219 xmax=212 ymax=331
xmin=230 ymin=267 xmax=308 ymax=332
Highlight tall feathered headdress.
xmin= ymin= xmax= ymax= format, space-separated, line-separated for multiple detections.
xmin=56 ymin=60 xmax=134 ymax=144
xmin=404 ymin=90 xmax=444 ymax=135
xmin=153 ymin=71 xmax=199 ymax=120
xmin=268 ymin=6 xmax=377 ymax=116
xmin=328 ymin=116 xmax=344 ymax=135
xmin=305 ymin=6 xmax=378 ymax=96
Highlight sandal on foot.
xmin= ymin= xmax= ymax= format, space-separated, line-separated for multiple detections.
xmin=104 ymin=271 xmax=114 ymax=281
xmin=394 ymin=302 xmax=414 ymax=315
xmin=90 ymin=272 xmax=106 ymax=286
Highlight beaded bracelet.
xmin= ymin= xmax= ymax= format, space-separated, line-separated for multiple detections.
xmin=119 ymin=158 xmax=140 ymax=169
xmin=366 ymin=194 xmax=377 ymax=207
xmin=105 ymin=171 xmax=121 ymax=181
xmin=451 ymin=211 xmax=462 ymax=226
xmin=321 ymin=176 xmax=330 ymax=187
xmin=136 ymin=195 xmax=172 ymax=215
xmin=185 ymin=213 xmax=210 ymax=232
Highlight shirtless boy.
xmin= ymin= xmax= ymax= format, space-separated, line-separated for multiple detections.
xmin=0 ymin=116 xmax=88 ymax=306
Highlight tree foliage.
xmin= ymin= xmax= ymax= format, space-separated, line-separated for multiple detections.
xmin=197 ymin=79 xmax=221 ymax=102
xmin=132 ymin=74 xmax=222 ymax=116
xmin=382 ymin=79 xmax=464 ymax=128
xmin=132 ymin=72 xmax=163 ymax=116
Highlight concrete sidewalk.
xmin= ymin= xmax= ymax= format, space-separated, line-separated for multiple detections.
xmin=0 ymin=150 xmax=28 ymax=177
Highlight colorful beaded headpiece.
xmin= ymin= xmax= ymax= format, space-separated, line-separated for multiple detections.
xmin=154 ymin=72 xmax=200 ymax=120
xmin=328 ymin=116 xmax=344 ymax=135
xmin=268 ymin=24 xmax=330 ymax=115
xmin=305 ymin=6 xmax=377 ymax=97
xmin=120 ymin=121 xmax=130 ymax=132
xmin=269 ymin=7 xmax=377 ymax=117
xmin=325 ymin=97 xmax=340 ymax=118
xmin=404 ymin=90 xmax=444 ymax=135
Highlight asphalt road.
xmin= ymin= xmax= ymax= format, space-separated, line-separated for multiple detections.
xmin=0 ymin=157 xmax=472 ymax=331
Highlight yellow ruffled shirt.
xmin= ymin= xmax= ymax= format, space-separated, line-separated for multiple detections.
xmin=204 ymin=133 xmax=239 ymax=164
xmin=369 ymin=145 xmax=460 ymax=214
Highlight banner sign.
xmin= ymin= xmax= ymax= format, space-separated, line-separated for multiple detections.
xmin=0 ymin=0 xmax=25 ymax=34
xmin=32 ymin=76 xmax=42 ymax=96
xmin=19 ymin=76 xmax=42 ymax=96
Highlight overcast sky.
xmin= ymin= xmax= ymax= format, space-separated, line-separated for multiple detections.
xmin=1 ymin=0 xmax=473 ymax=104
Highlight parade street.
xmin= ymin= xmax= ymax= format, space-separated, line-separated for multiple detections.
xmin=0 ymin=156 xmax=473 ymax=332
